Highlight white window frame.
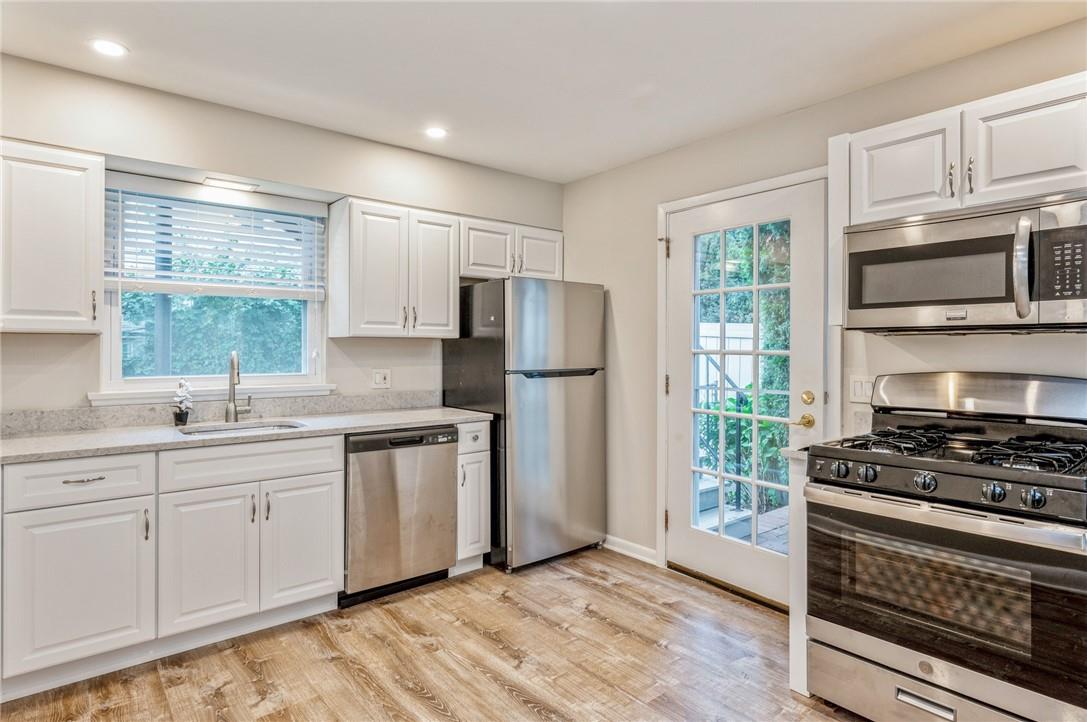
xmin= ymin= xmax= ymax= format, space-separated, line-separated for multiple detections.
xmin=91 ymin=172 xmax=333 ymax=406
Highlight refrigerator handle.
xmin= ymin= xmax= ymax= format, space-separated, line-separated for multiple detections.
xmin=515 ymin=368 xmax=601 ymax=379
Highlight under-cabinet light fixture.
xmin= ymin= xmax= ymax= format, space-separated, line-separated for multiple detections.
xmin=203 ymin=178 xmax=259 ymax=192
xmin=425 ymin=127 xmax=448 ymax=139
xmin=92 ymin=39 xmax=128 ymax=57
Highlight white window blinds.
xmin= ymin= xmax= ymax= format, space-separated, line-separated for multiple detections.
xmin=105 ymin=188 xmax=326 ymax=300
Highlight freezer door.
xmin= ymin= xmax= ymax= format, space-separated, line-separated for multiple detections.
xmin=506 ymin=278 xmax=605 ymax=371
xmin=505 ymin=370 xmax=606 ymax=568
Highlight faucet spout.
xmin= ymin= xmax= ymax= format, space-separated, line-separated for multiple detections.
xmin=225 ymin=351 xmax=252 ymax=422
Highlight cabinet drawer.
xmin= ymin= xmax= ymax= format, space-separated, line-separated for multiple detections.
xmin=160 ymin=436 xmax=344 ymax=493
xmin=458 ymin=422 xmax=490 ymax=454
xmin=3 ymin=453 xmax=155 ymax=512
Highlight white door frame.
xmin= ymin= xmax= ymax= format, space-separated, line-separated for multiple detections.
xmin=655 ymin=166 xmax=830 ymax=568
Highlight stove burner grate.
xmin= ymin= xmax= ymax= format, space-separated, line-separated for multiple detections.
xmin=971 ymin=438 xmax=1087 ymax=474
xmin=839 ymin=428 xmax=948 ymax=456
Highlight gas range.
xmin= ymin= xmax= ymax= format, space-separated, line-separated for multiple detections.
xmin=807 ymin=384 xmax=1087 ymax=526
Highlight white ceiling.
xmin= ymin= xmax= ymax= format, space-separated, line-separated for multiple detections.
xmin=2 ymin=2 xmax=1084 ymax=183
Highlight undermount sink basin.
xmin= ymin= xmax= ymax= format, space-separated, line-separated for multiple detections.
xmin=177 ymin=419 xmax=307 ymax=437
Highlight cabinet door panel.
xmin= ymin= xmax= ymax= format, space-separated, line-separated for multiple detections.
xmin=964 ymin=74 xmax=1087 ymax=205
xmin=261 ymin=472 xmax=344 ymax=610
xmin=158 ymin=483 xmax=260 ymax=637
xmin=3 ymin=496 xmax=155 ymax=675
xmin=1 ymin=140 xmax=103 ymax=333
xmin=460 ymin=219 xmax=514 ymax=279
xmin=516 ymin=227 xmax=563 ymax=280
xmin=348 ymin=201 xmax=409 ymax=336
xmin=409 ymin=211 xmax=459 ymax=337
xmin=850 ymin=110 xmax=961 ymax=224
xmin=457 ymin=451 xmax=491 ymax=560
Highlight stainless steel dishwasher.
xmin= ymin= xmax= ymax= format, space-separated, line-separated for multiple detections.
xmin=342 ymin=426 xmax=458 ymax=604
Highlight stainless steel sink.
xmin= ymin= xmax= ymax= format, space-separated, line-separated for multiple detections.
xmin=177 ymin=419 xmax=307 ymax=437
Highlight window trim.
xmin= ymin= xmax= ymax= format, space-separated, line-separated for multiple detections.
xmin=94 ymin=174 xmax=333 ymax=406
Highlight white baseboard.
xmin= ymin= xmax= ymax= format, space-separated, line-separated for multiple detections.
xmin=603 ymin=535 xmax=660 ymax=566
xmin=1 ymin=594 xmax=337 ymax=702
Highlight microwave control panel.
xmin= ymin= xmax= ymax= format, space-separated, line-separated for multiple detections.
xmin=1039 ymin=226 xmax=1086 ymax=300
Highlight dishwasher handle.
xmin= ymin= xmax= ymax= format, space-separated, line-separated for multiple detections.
xmin=346 ymin=426 xmax=459 ymax=454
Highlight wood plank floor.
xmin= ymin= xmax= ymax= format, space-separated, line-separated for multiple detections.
xmin=2 ymin=549 xmax=862 ymax=721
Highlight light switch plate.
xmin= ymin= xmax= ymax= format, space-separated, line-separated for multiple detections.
xmin=848 ymin=375 xmax=875 ymax=404
xmin=372 ymin=369 xmax=391 ymax=389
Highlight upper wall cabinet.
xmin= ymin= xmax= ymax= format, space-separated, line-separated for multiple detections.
xmin=328 ymin=198 xmax=459 ymax=338
xmin=1 ymin=139 xmax=104 ymax=333
xmin=849 ymin=109 xmax=962 ymax=225
xmin=461 ymin=218 xmax=564 ymax=280
xmin=962 ymin=75 xmax=1087 ymax=206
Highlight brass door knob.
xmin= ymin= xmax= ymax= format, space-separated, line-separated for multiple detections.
xmin=790 ymin=413 xmax=816 ymax=429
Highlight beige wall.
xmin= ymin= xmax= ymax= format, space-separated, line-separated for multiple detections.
xmin=562 ymin=20 xmax=1087 ymax=552
xmin=0 ymin=55 xmax=562 ymax=411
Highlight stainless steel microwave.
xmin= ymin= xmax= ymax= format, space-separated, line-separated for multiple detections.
xmin=845 ymin=192 xmax=1087 ymax=331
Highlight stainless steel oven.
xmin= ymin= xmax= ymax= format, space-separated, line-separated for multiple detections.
xmin=845 ymin=192 xmax=1087 ymax=331
xmin=805 ymin=484 xmax=1087 ymax=721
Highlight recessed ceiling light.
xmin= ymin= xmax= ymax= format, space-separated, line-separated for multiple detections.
xmin=91 ymin=39 xmax=128 ymax=57
xmin=203 ymin=177 xmax=259 ymax=192
xmin=425 ymin=127 xmax=448 ymax=139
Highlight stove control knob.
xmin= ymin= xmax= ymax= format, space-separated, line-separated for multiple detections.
xmin=985 ymin=484 xmax=1007 ymax=503
xmin=830 ymin=461 xmax=850 ymax=479
xmin=1022 ymin=487 xmax=1047 ymax=509
xmin=913 ymin=472 xmax=938 ymax=494
xmin=857 ymin=465 xmax=878 ymax=484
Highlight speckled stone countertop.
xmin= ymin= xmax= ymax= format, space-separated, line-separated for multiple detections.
xmin=0 ymin=407 xmax=492 ymax=465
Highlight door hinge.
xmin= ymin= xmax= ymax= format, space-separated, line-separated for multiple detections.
xmin=658 ymin=236 xmax=670 ymax=259
xmin=664 ymin=374 xmax=670 ymax=395
xmin=664 ymin=509 xmax=669 ymax=532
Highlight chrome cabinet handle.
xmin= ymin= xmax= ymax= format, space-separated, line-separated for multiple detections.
xmin=144 ymin=509 xmax=150 ymax=541
xmin=412 ymin=306 xmax=417 ymax=329
xmin=251 ymin=494 xmax=256 ymax=524
xmin=517 ymin=254 xmax=524 ymax=273
xmin=265 ymin=492 xmax=271 ymax=521
xmin=966 ymin=156 xmax=974 ymax=194
xmin=460 ymin=465 xmax=467 ymax=487
xmin=947 ymin=161 xmax=956 ymax=198
xmin=895 ymin=688 xmax=955 ymax=721
xmin=62 ymin=475 xmax=106 ymax=485
xmin=401 ymin=306 xmax=408 ymax=328
xmin=509 ymin=252 xmax=515 ymax=273
xmin=1012 ymin=215 xmax=1032 ymax=319
xmin=91 ymin=290 xmax=97 ymax=321
xmin=471 ymin=433 xmax=480 ymax=442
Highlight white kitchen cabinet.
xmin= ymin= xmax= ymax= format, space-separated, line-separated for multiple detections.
xmin=460 ymin=218 xmax=516 ymax=279
xmin=260 ymin=472 xmax=344 ymax=611
xmin=0 ymin=139 xmax=104 ymax=333
xmin=158 ymin=483 xmax=260 ymax=637
xmin=409 ymin=210 xmax=459 ymax=337
xmin=456 ymin=450 xmax=491 ymax=560
xmin=516 ymin=227 xmax=564 ymax=280
xmin=329 ymin=199 xmax=410 ymax=337
xmin=963 ymin=73 xmax=1087 ymax=206
xmin=3 ymin=495 xmax=155 ymax=675
xmin=849 ymin=109 xmax=962 ymax=224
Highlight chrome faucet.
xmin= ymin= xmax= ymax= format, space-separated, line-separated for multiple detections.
xmin=225 ymin=351 xmax=252 ymax=423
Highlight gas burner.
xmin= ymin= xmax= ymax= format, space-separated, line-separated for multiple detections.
xmin=971 ymin=438 xmax=1087 ymax=474
xmin=839 ymin=428 xmax=948 ymax=456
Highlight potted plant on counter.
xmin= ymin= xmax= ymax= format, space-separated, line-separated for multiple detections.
xmin=173 ymin=379 xmax=193 ymax=426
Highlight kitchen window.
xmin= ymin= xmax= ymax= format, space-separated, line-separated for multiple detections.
xmin=94 ymin=173 xmax=330 ymax=403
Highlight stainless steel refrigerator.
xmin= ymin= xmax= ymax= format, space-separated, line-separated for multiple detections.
xmin=443 ymin=277 xmax=606 ymax=571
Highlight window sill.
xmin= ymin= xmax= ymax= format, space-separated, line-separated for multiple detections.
xmin=87 ymin=383 xmax=337 ymax=407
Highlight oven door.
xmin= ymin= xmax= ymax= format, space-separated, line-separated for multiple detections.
xmin=846 ymin=209 xmax=1040 ymax=329
xmin=805 ymin=483 xmax=1087 ymax=718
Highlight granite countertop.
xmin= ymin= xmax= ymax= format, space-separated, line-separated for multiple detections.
xmin=0 ymin=407 xmax=492 ymax=465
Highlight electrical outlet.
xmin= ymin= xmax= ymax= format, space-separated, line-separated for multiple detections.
xmin=372 ymin=369 xmax=391 ymax=389
xmin=848 ymin=375 xmax=876 ymax=404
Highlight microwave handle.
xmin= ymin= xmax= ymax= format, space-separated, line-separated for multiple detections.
xmin=1012 ymin=215 xmax=1032 ymax=319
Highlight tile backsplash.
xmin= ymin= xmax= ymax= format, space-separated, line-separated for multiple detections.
xmin=1 ymin=390 xmax=441 ymax=438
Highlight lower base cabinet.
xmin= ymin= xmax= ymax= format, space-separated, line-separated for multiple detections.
xmin=2 ymin=496 xmax=156 ymax=676
xmin=457 ymin=450 xmax=491 ymax=560
xmin=158 ymin=483 xmax=261 ymax=637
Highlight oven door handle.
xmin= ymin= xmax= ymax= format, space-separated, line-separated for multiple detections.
xmin=805 ymin=483 xmax=1087 ymax=555
xmin=1011 ymin=215 xmax=1032 ymax=319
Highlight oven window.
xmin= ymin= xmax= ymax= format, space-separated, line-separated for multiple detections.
xmin=848 ymin=531 xmax=1032 ymax=656
xmin=861 ymin=251 xmax=1006 ymax=305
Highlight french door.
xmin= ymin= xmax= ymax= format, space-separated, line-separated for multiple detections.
xmin=665 ymin=179 xmax=825 ymax=605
